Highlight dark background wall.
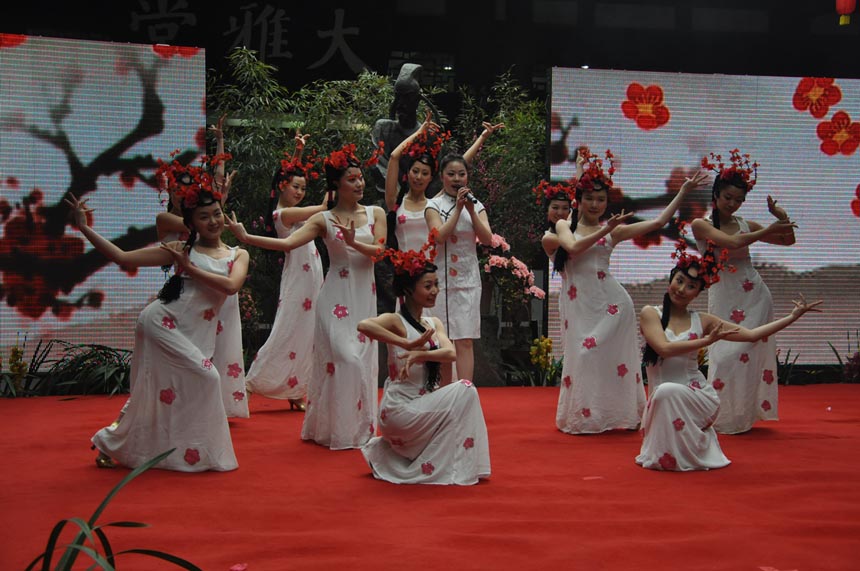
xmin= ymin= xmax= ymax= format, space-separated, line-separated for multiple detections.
xmin=6 ymin=1 xmax=859 ymax=119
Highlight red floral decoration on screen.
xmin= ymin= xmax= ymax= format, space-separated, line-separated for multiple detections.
xmin=530 ymin=179 xmax=576 ymax=205
xmin=793 ymin=77 xmax=842 ymax=119
xmin=621 ymin=82 xmax=670 ymax=130
xmin=152 ymin=44 xmax=200 ymax=59
xmin=0 ymin=34 xmax=27 ymax=49
xmin=155 ymin=150 xmax=231 ymax=209
xmin=702 ymin=148 xmax=758 ymax=190
xmin=851 ymin=184 xmax=860 ymax=218
xmin=816 ymin=111 xmax=860 ymax=156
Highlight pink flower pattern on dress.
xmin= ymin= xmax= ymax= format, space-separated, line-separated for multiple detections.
xmin=289 ymin=351 xmax=296 ymax=360
xmin=451 ymin=254 xmax=459 ymax=262
xmin=730 ymin=309 xmax=745 ymax=324
xmin=302 ymin=298 xmax=312 ymax=311
xmin=739 ymin=353 xmax=750 ymax=363
xmin=159 ymin=388 xmax=176 ymax=405
xmin=563 ymin=375 xmax=571 ymax=388
xmin=357 ymin=332 xmax=367 ymax=343
xmin=397 ymin=214 xmax=407 ymax=224
xmin=597 ymin=270 xmax=606 ymax=280
xmin=335 ymin=229 xmax=344 ymax=241
xmin=369 ymin=423 xmax=375 ymax=434
xmin=227 ymin=362 xmax=242 ymax=378
xmin=339 ymin=268 xmax=349 ymax=279
xmin=390 ymin=437 xmax=404 ymax=446
xmin=567 ymin=285 xmax=577 ymax=300
xmin=607 ymin=304 xmax=619 ymax=315
xmin=564 ymin=319 xmax=569 ymax=330
xmin=227 ymin=260 xmax=234 ymax=273
xmin=326 ymin=362 xmax=335 ymax=375
xmin=303 ymin=263 xmax=311 ymax=272
xmin=617 ymin=363 xmax=628 ymax=377
xmin=581 ymin=408 xmax=591 ymax=417
xmin=216 ymin=321 xmax=223 ymax=335
xmin=688 ymin=332 xmax=698 ymax=340
xmin=449 ymin=268 xmax=458 ymax=277
xmin=333 ymin=304 xmax=349 ymax=319
xmin=203 ymin=308 xmax=216 ymax=321
xmin=762 ymin=369 xmax=775 ymax=384
xmin=463 ymin=437 xmax=475 ymax=449
xmin=672 ymin=418 xmax=685 ymax=431
xmin=232 ymin=391 xmax=245 ymax=401
xmin=689 ymin=380 xmax=702 ymax=389
xmin=162 ymin=316 xmax=176 ymax=329
xmin=287 ymin=376 xmax=298 ymax=388
xmin=421 ymin=461 xmax=435 ymax=475
xmin=450 ymin=235 xmax=458 ymax=244
xmin=742 ymin=279 xmax=754 ymax=292
xmin=380 ymin=409 xmax=387 ymax=421
xmin=202 ymin=358 xmax=213 ymax=370
xmin=582 ymin=337 xmax=597 ymax=350
xmin=184 ymin=448 xmax=200 ymax=465
xmin=658 ymin=452 xmax=677 ymax=470
xmin=761 ymin=400 xmax=772 ymax=411
xmin=713 ymin=378 xmax=725 ymax=390
xmin=596 ymin=237 xmax=607 ymax=246
xmin=388 ymin=362 xmax=399 ymax=379
xmin=461 ymin=380 xmax=474 ymax=387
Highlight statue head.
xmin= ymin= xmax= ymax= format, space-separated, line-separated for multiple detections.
xmin=391 ymin=63 xmax=422 ymax=128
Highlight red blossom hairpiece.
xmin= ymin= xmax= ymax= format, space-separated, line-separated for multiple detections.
xmin=701 ymin=148 xmax=758 ymax=190
xmin=670 ymin=222 xmax=734 ymax=288
xmin=273 ymin=152 xmax=321 ymax=198
xmin=374 ymin=228 xmax=439 ymax=276
xmin=576 ymin=149 xmax=616 ymax=192
xmin=155 ymin=150 xmax=230 ymax=209
xmin=531 ymin=179 xmax=577 ymax=206
xmin=324 ymin=142 xmax=386 ymax=172
xmin=405 ymin=126 xmax=451 ymax=166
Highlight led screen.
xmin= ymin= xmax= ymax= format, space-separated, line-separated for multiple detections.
xmin=1 ymin=34 xmax=205 ymax=358
xmin=548 ymin=67 xmax=859 ymax=364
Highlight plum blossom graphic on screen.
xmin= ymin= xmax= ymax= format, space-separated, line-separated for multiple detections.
xmin=621 ymin=83 xmax=670 ymax=130
xmin=792 ymin=77 xmax=842 ymax=119
xmin=817 ymin=111 xmax=860 ymax=156
xmin=851 ymin=184 xmax=860 ymax=217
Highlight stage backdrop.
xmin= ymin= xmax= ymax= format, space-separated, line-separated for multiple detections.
xmin=548 ymin=67 xmax=860 ymax=365
xmin=0 ymin=34 xmax=205 ymax=358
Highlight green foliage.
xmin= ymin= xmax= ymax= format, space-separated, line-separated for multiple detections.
xmin=0 ymin=335 xmax=54 ymax=397
xmin=827 ymin=330 xmax=860 ymax=383
xmin=43 ymin=341 xmax=131 ymax=396
xmin=26 ymin=449 xmax=201 ymax=571
xmin=777 ymin=347 xmax=800 ymax=385
xmin=456 ymin=68 xmax=546 ymax=267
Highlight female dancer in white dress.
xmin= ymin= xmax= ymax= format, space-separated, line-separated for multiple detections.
xmin=637 ymin=251 xmax=820 ymax=471
xmin=228 ymin=144 xmax=387 ymax=449
xmin=424 ymin=154 xmax=493 ymax=383
xmin=244 ymin=138 xmax=326 ymax=410
xmin=691 ymin=150 xmax=796 ymax=434
xmin=550 ymin=151 xmax=707 ymax=434
xmin=359 ymin=247 xmax=490 ymax=484
xmin=74 ymin=154 xmax=249 ymax=471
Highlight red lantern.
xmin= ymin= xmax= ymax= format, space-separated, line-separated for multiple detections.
xmin=837 ymin=0 xmax=856 ymax=25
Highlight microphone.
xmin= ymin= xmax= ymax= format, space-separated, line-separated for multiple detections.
xmin=453 ymin=184 xmax=478 ymax=204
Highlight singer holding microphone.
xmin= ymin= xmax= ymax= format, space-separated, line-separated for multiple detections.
xmin=425 ymin=154 xmax=493 ymax=383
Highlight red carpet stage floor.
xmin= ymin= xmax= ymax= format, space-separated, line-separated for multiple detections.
xmin=2 ymin=385 xmax=859 ymax=571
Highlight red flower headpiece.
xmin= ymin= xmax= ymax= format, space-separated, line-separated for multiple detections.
xmin=531 ymin=179 xmax=577 ymax=206
xmin=670 ymin=222 xmax=734 ymax=288
xmin=405 ymin=126 xmax=451 ymax=166
xmin=701 ymin=148 xmax=758 ymax=191
xmin=324 ymin=141 xmax=385 ymax=172
xmin=280 ymin=151 xmax=320 ymax=182
xmin=576 ymin=149 xmax=616 ymax=192
xmin=155 ymin=150 xmax=230 ymax=209
xmin=374 ymin=228 xmax=439 ymax=276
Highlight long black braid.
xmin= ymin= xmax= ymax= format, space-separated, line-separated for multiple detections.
xmin=641 ymin=265 xmax=704 ymax=366
xmin=393 ymin=262 xmax=441 ymax=393
xmin=156 ymin=193 xmax=217 ymax=303
xmin=710 ymin=171 xmax=750 ymax=230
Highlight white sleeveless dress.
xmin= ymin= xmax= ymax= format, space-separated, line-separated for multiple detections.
xmin=636 ymin=309 xmax=730 ymax=471
xmin=244 ymin=211 xmax=323 ymax=399
xmin=301 ymin=206 xmax=380 ymax=449
xmin=91 ymin=248 xmax=239 ymax=471
xmin=362 ymin=314 xmax=491 ymax=484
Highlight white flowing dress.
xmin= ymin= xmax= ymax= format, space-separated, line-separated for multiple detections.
xmin=301 ymin=206 xmax=380 ymax=449
xmin=362 ymin=314 xmax=491 ymax=484
xmin=214 ymin=278 xmax=249 ymax=418
xmin=696 ymin=216 xmax=778 ymax=434
xmin=636 ymin=309 xmax=731 ymax=471
xmin=393 ymin=202 xmax=435 ymax=316
xmin=425 ymin=194 xmax=484 ymax=340
xmin=244 ymin=212 xmax=323 ymax=399
xmin=555 ymin=230 xmax=646 ymax=433
xmin=91 ymin=248 xmax=239 ymax=472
